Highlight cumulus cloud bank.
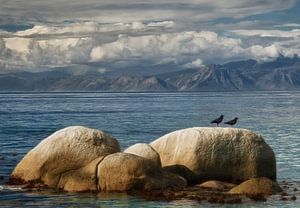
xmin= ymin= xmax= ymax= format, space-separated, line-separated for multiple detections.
xmin=14 ymin=21 xmax=175 ymax=37
xmin=2 ymin=23 xmax=300 ymax=72
xmin=89 ymin=31 xmax=244 ymax=65
xmin=0 ymin=0 xmax=299 ymax=72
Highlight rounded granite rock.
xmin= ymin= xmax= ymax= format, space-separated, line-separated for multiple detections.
xmin=10 ymin=126 xmax=120 ymax=191
xmin=124 ymin=143 xmax=161 ymax=167
xmin=97 ymin=152 xmax=186 ymax=192
xmin=198 ymin=180 xmax=236 ymax=191
xmin=229 ymin=177 xmax=282 ymax=195
xmin=150 ymin=127 xmax=276 ymax=183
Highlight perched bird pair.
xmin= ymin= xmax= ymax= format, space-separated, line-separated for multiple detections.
xmin=210 ymin=115 xmax=238 ymax=127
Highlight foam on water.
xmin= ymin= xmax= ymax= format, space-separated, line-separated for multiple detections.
xmin=0 ymin=185 xmax=23 ymax=191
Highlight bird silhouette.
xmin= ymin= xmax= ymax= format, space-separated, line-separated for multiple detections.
xmin=210 ymin=115 xmax=224 ymax=127
xmin=224 ymin=117 xmax=238 ymax=126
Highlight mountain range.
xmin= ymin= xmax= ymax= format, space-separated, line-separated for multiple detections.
xmin=1 ymin=56 xmax=300 ymax=91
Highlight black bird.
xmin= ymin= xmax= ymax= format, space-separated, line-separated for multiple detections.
xmin=210 ymin=115 xmax=224 ymax=127
xmin=224 ymin=117 xmax=238 ymax=126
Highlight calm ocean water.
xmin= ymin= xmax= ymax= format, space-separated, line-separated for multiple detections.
xmin=0 ymin=91 xmax=299 ymax=207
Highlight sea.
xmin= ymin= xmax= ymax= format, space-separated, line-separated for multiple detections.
xmin=0 ymin=91 xmax=299 ymax=207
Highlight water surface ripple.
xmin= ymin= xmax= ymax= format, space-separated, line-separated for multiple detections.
xmin=0 ymin=92 xmax=299 ymax=207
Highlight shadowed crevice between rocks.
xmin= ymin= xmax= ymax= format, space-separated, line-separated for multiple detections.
xmin=95 ymin=155 xmax=106 ymax=192
xmin=162 ymin=165 xmax=199 ymax=185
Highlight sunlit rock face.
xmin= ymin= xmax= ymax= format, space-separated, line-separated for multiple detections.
xmin=150 ymin=127 xmax=276 ymax=183
xmin=10 ymin=126 xmax=120 ymax=191
xmin=124 ymin=143 xmax=162 ymax=167
xmin=97 ymin=152 xmax=186 ymax=192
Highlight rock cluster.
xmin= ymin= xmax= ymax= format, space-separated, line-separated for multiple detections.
xmin=10 ymin=126 xmax=282 ymax=203
xmin=10 ymin=126 xmax=184 ymax=192
xmin=10 ymin=126 xmax=120 ymax=192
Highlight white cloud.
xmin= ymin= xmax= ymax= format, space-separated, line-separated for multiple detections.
xmin=89 ymin=30 xmax=300 ymax=65
xmin=147 ymin=21 xmax=174 ymax=28
xmin=183 ymin=59 xmax=204 ymax=68
xmin=246 ymin=44 xmax=281 ymax=62
xmin=1 ymin=28 xmax=300 ymax=72
xmin=4 ymin=37 xmax=32 ymax=54
xmin=1 ymin=36 xmax=94 ymax=68
xmin=14 ymin=21 xmax=175 ymax=37
xmin=97 ymin=67 xmax=107 ymax=73
xmin=275 ymin=23 xmax=300 ymax=28
xmin=9 ymin=21 xmax=174 ymax=39
xmin=232 ymin=29 xmax=300 ymax=38
xmin=90 ymin=31 xmax=245 ymax=64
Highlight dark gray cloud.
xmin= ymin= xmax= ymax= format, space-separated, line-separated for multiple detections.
xmin=0 ymin=0 xmax=296 ymax=23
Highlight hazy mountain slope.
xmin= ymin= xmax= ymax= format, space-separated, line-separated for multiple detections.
xmin=158 ymin=58 xmax=300 ymax=91
xmin=0 ymin=71 xmax=172 ymax=91
xmin=1 ymin=57 xmax=300 ymax=91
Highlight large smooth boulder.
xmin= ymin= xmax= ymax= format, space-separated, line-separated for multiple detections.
xmin=150 ymin=127 xmax=276 ymax=183
xmin=97 ymin=152 xmax=186 ymax=192
xmin=124 ymin=143 xmax=161 ymax=166
xmin=229 ymin=177 xmax=282 ymax=195
xmin=10 ymin=126 xmax=120 ymax=191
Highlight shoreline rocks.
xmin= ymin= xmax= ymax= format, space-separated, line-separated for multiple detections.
xmin=8 ymin=126 xmax=287 ymax=204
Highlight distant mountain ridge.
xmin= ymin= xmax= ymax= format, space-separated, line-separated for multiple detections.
xmin=1 ymin=57 xmax=300 ymax=91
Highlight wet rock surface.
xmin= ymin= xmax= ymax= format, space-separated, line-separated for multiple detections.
xmin=229 ymin=177 xmax=282 ymax=195
xmin=129 ymin=180 xmax=300 ymax=204
xmin=198 ymin=180 xmax=236 ymax=191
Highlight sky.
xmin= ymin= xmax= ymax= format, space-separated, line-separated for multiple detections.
xmin=1 ymin=0 xmax=300 ymax=74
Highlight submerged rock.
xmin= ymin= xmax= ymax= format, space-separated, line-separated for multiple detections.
xmin=229 ymin=177 xmax=282 ymax=195
xmin=97 ymin=152 xmax=186 ymax=192
xmin=10 ymin=126 xmax=120 ymax=191
xmin=124 ymin=143 xmax=161 ymax=166
xmin=198 ymin=180 xmax=236 ymax=191
xmin=150 ymin=127 xmax=276 ymax=183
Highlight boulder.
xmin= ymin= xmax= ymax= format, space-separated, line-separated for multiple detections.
xmin=124 ymin=143 xmax=161 ymax=166
xmin=229 ymin=177 xmax=282 ymax=195
xmin=57 ymin=157 xmax=104 ymax=192
xmin=150 ymin=127 xmax=276 ymax=183
xmin=97 ymin=152 xmax=186 ymax=192
xmin=10 ymin=126 xmax=120 ymax=191
xmin=198 ymin=180 xmax=236 ymax=191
